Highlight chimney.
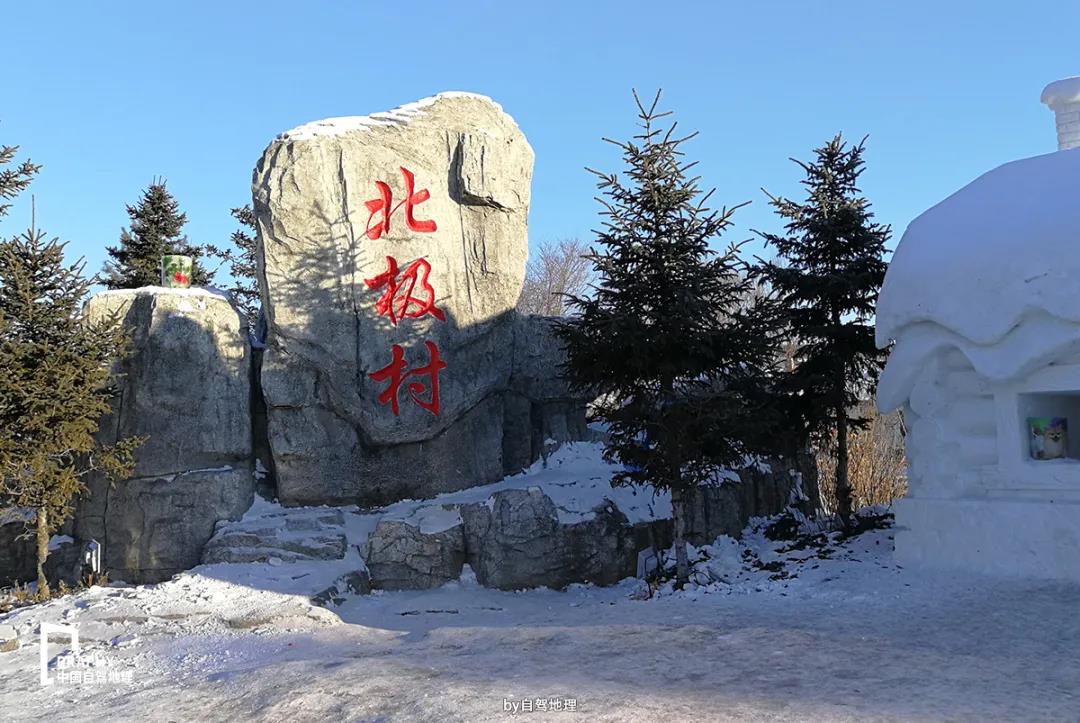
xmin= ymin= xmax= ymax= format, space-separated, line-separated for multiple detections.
xmin=1042 ymin=77 xmax=1080 ymax=151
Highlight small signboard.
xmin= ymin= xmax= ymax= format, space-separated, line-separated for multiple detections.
xmin=161 ymin=255 xmax=192 ymax=288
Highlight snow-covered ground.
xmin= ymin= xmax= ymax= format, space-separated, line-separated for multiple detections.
xmin=2 ymin=509 xmax=1078 ymax=722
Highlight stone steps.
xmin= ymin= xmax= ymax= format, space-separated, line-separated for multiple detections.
xmin=202 ymin=506 xmax=348 ymax=565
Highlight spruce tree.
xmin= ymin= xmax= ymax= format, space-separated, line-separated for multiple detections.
xmin=0 ymin=224 xmax=143 ymax=593
xmin=754 ymin=134 xmax=890 ymax=525
xmin=102 ymin=180 xmax=212 ymax=288
xmin=0 ymin=143 xmax=40 ymax=217
xmin=205 ymin=205 xmax=259 ymax=332
xmin=556 ymin=92 xmax=779 ymax=585
xmin=0 ymin=140 xmax=142 ymax=594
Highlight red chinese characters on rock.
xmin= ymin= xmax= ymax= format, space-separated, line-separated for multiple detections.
xmin=364 ymin=255 xmax=446 ymax=326
xmin=369 ymin=341 xmax=448 ymax=417
xmin=364 ymin=167 xmax=448 ymax=418
xmin=364 ymin=166 xmax=437 ymax=240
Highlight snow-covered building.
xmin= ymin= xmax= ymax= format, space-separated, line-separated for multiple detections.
xmin=877 ymin=77 xmax=1080 ymax=581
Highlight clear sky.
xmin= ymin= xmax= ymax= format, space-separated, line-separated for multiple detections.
xmin=1 ymin=1 xmax=1077 ymax=280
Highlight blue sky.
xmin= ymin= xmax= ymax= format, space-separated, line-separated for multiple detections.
xmin=1 ymin=1 xmax=1076 ymax=280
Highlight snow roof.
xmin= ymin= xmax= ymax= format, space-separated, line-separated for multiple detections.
xmin=876 ymin=148 xmax=1080 ymax=349
xmin=277 ymin=92 xmax=511 ymax=141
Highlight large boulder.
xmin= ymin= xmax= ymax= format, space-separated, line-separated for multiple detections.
xmin=461 ymin=489 xmax=650 ymax=590
xmin=254 ymin=93 xmax=588 ymax=506
xmin=71 ymin=288 xmax=255 ymax=583
xmin=365 ymin=518 xmax=467 ymax=590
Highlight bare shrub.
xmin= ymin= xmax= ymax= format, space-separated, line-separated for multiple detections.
xmin=817 ymin=404 xmax=907 ymax=513
xmin=517 ymin=238 xmax=593 ymax=316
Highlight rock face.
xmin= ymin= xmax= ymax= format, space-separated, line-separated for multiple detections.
xmin=504 ymin=316 xmax=591 ymax=473
xmin=71 ymin=288 xmax=255 ymax=584
xmin=0 ymin=508 xmax=35 ymax=586
xmin=254 ymin=93 xmax=588 ymax=506
xmin=684 ymin=455 xmax=818 ymax=546
xmin=365 ymin=519 xmax=467 ymax=590
xmin=2 ymin=510 xmax=100 ymax=587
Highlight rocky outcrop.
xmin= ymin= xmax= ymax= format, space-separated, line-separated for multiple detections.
xmin=71 ymin=288 xmax=255 ymax=584
xmin=461 ymin=489 xmax=653 ymax=590
xmin=684 ymin=455 xmax=818 ymax=545
xmin=363 ymin=454 xmax=812 ymax=592
xmin=75 ymin=468 xmax=254 ymax=582
xmin=254 ymin=93 xmax=590 ymax=507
